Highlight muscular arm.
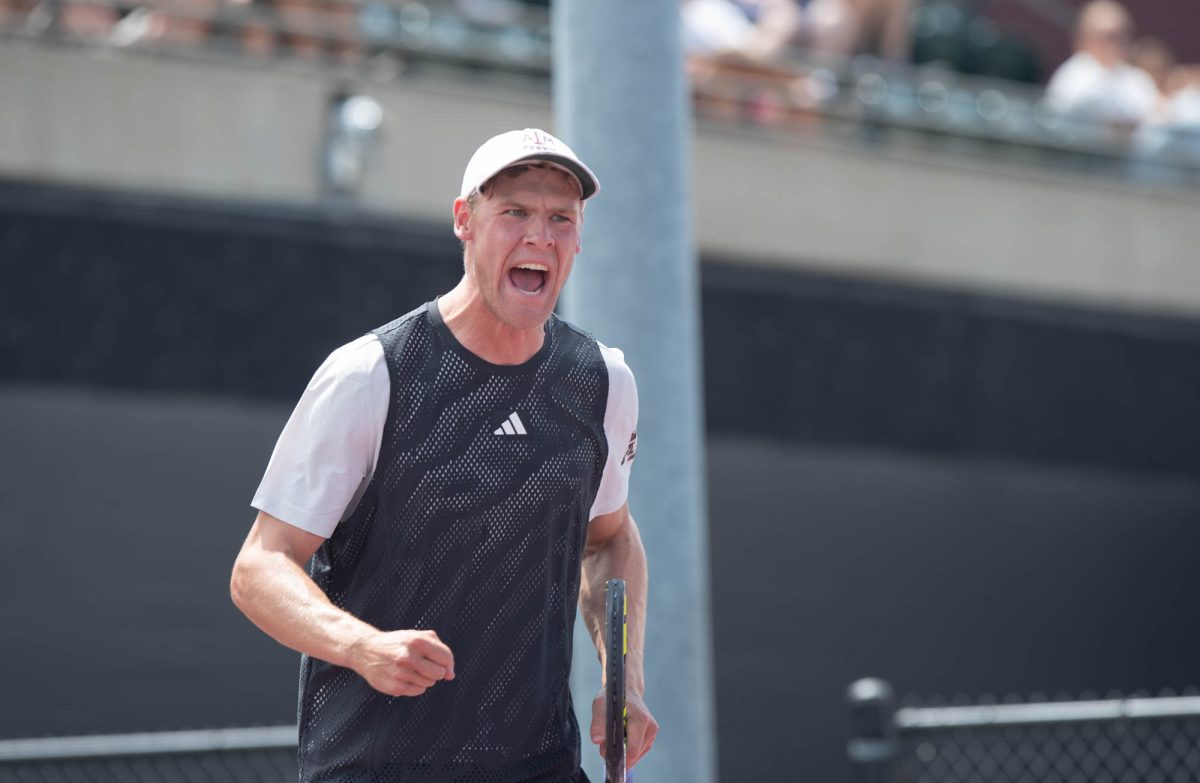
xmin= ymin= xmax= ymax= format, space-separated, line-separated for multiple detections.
xmin=580 ymin=502 xmax=658 ymax=766
xmin=230 ymin=510 xmax=455 ymax=696
xmin=580 ymin=503 xmax=648 ymax=693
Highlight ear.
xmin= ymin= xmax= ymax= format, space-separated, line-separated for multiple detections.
xmin=452 ymin=198 xmax=472 ymax=241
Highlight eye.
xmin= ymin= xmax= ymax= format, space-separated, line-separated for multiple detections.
xmin=551 ymin=214 xmax=574 ymax=224
xmin=505 ymin=208 xmax=527 ymax=218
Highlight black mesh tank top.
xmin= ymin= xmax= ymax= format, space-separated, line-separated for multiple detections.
xmin=297 ymin=301 xmax=610 ymax=783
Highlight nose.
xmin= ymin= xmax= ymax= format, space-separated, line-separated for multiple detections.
xmin=523 ymin=218 xmax=555 ymax=248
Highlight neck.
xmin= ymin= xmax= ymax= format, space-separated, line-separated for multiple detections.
xmin=438 ymin=280 xmax=547 ymax=365
xmin=1082 ymin=48 xmax=1120 ymax=69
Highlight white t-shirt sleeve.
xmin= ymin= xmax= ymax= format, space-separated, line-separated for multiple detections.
xmin=251 ymin=334 xmax=390 ymax=538
xmin=589 ymin=343 xmax=639 ymax=520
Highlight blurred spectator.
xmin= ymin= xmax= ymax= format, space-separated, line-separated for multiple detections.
xmin=1130 ymin=37 xmax=1174 ymax=100
xmin=225 ymin=0 xmax=276 ymax=58
xmin=58 ymin=1 xmax=120 ymax=39
xmin=682 ymin=0 xmax=806 ymax=124
xmin=1131 ymin=39 xmax=1200 ymax=167
xmin=0 ymin=0 xmax=37 ymax=29
xmin=102 ymin=0 xmax=220 ymax=49
xmin=682 ymin=0 xmax=799 ymax=62
xmin=797 ymin=0 xmax=913 ymax=63
xmin=275 ymin=0 xmax=361 ymax=64
xmin=141 ymin=0 xmax=220 ymax=47
xmin=46 ymin=0 xmax=300 ymax=61
xmin=793 ymin=0 xmax=854 ymax=58
xmin=1045 ymin=0 xmax=1156 ymax=134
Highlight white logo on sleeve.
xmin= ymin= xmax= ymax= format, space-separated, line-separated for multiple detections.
xmin=493 ymin=412 xmax=527 ymax=436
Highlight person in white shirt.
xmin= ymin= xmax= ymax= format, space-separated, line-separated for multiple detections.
xmin=1046 ymin=1 xmax=1158 ymax=137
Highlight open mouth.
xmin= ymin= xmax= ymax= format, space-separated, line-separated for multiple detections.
xmin=509 ymin=263 xmax=548 ymax=295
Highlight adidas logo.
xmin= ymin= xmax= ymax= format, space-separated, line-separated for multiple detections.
xmin=620 ymin=431 xmax=637 ymax=465
xmin=493 ymin=412 xmax=527 ymax=436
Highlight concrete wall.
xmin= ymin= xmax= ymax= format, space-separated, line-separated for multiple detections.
xmin=693 ymin=128 xmax=1200 ymax=316
xmin=2 ymin=38 xmax=1199 ymax=318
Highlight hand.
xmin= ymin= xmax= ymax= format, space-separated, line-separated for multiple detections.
xmin=590 ymin=688 xmax=659 ymax=769
xmin=350 ymin=629 xmax=455 ymax=697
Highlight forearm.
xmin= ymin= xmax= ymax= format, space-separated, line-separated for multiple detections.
xmin=231 ymin=538 xmax=376 ymax=670
xmin=579 ymin=514 xmax=648 ymax=695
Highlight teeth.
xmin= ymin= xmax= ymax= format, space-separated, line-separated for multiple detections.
xmin=515 ymin=263 xmax=548 ymax=272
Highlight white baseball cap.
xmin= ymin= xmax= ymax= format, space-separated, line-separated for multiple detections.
xmin=459 ymin=128 xmax=600 ymax=201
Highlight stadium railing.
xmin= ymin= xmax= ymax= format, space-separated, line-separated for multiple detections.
xmin=847 ymin=677 xmax=1200 ymax=783
xmin=0 ymin=725 xmax=298 ymax=783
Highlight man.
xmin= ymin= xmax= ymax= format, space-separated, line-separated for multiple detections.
xmin=231 ymin=128 xmax=658 ymax=782
xmin=1046 ymin=0 xmax=1157 ymax=134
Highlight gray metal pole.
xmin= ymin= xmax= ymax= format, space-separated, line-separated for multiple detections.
xmin=553 ymin=3 xmax=717 ymax=783
xmin=847 ymin=678 xmax=899 ymax=783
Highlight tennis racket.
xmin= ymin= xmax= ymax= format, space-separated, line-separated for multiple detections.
xmin=604 ymin=578 xmax=629 ymax=783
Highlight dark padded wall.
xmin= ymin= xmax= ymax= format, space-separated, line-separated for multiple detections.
xmin=5 ymin=183 xmax=1199 ymax=475
xmin=707 ymin=440 xmax=1200 ymax=782
xmin=3 ymin=182 xmax=1199 ymax=782
xmin=1 ymin=183 xmax=461 ymax=399
xmin=702 ymin=264 xmax=1200 ymax=477
xmin=0 ymin=386 xmax=301 ymax=735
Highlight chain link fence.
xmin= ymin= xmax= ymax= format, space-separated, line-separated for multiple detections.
xmin=848 ymin=679 xmax=1200 ymax=783
xmin=0 ymin=726 xmax=297 ymax=783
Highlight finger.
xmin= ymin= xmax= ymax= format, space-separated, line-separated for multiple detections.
xmin=627 ymin=714 xmax=659 ymax=767
xmin=629 ymin=733 xmax=653 ymax=768
xmin=380 ymin=681 xmax=426 ymax=698
xmin=409 ymin=657 xmax=449 ymax=682
xmin=589 ymin=694 xmax=605 ymax=748
xmin=644 ymin=720 xmax=659 ymax=749
xmin=628 ymin=730 xmax=654 ymax=768
xmin=398 ymin=672 xmax=440 ymax=692
xmin=396 ymin=672 xmax=438 ymax=689
xmin=411 ymin=636 xmax=456 ymax=677
xmin=626 ymin=727 xmax=644 ymax=767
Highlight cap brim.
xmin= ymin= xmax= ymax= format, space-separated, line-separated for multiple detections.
xmin=513 ymin=154 xmax=600 ymax=200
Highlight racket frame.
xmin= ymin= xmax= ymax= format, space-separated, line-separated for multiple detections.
xmin=603 ymin=578 xmax=627 ymax=783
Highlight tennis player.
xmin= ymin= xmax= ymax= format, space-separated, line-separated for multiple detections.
xmin=231 ymin=128 xmax=658 ymax=782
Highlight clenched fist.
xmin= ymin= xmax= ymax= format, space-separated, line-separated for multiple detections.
xmin=590 ymin=688 xmax=658 ymax=770
xmin=351 ymin=629 xmax=456 ymax=697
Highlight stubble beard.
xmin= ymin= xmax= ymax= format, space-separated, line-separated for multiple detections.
xmin=470 ymin=259 xmax=555 ymax=334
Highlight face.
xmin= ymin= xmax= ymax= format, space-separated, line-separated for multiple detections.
xmin=453 ymin=165 xmax=584 ymax=332
xmin=1081 ymin=3 xmax=1132 ymax=67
